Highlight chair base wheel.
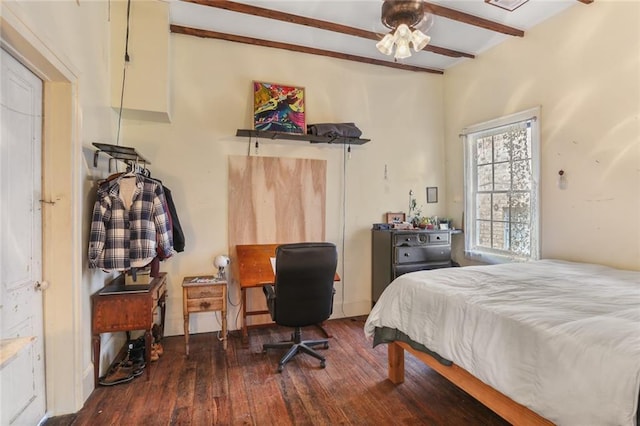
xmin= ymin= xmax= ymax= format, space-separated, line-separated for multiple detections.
xmin=263 ymin=331 xmax=329 ymax=373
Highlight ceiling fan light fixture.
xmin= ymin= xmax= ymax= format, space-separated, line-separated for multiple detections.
xmin=411 ymin=29 xmax=430 ymax=52
xmin=394 ymin=38 xmax=412 ymax=60
xmin=376 ymin=33 xmax=396 ymax=56
xmin=377 ymin=0 xmax=431 ymax=60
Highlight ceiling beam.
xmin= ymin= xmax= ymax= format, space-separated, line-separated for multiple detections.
xmin=181 ymin=0 xmax=474 ymax=59
xmin=423 ymin=2 xmax=524 ymax=37
xmin=170 ymin=25 xmax=444 ymax=74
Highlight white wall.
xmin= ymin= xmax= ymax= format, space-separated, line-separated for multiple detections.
xmin=120 ymin=34 xmax=447 ymax=337
xmin=444 ymin=1 xmax=640 ymax=270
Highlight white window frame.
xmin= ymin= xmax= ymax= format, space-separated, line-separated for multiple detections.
xmin=462 ymin=107 xmax=541 ymax=264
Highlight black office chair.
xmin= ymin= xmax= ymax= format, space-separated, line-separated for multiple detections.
xmin=262 ymin=242 xmax=338 ymax=372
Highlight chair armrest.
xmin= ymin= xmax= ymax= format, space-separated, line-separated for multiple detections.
xmin=263 ymin=285 xmax=276 ymax=318
xmin=263 ymin=284 xmax=275 ymax=300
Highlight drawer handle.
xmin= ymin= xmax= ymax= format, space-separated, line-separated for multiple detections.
xmin=404 ymin=253 xmax=410 ymax=257
xmin=436 ymin=236 xmax=441 ymax=240
xmin=200 ymin=301 xmax=211 ymax=309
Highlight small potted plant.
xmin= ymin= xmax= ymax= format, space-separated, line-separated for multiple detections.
xmin=409 ymin=196 xmax=423 ymax=228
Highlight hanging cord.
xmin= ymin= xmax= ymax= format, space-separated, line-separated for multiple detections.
xmin=115 ymin=0 xmax=132 ymax=148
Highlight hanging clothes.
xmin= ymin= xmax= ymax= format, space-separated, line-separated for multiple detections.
xmin=88 ymin=173 xmax=174 ymax=271
xmin=161 ymin=185 xmax=185 ymax=252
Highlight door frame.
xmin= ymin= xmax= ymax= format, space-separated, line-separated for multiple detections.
xmin=1 ymin=5 xmax=85 ymax=415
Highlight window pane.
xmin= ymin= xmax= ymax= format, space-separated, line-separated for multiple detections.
xmin=512 ymin=160 xmax=532 ymax=190
xmin=510 ymin=192 xmax=531 ymax=223
xmin=493 ymin=133 xmax=510 ymax=162
xmin=477 ymin=220 xmax=492 ymax=248
xmin=512 ymin=129 xmax=530 ymax=160
xmin=477 ymin=137 xmax=492 ymax=165
xmin=477 ymin=164 xmax=493 ymax=191
xmin=493 ymin=193 xmax=509 ymax=221
xmin=494 ymin=162 xmax=511 ymax=191
xmin=492 ymin=221 xmax=507 ymax=250
xmin=510 ymin=222 xmax=531 ymax=256
xmin=464 ymin=109 xmax=539 ymax=261
xmin=476 ymin=193 xmax=492 ymax=220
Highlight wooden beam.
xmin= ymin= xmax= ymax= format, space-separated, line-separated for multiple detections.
xmin=182 ymin=0 xmax=474 ymax=59
xmin=170 ymin=25 xmax=444 ymax=74
xmin=424 ymin=2 xmax=525 ymax=37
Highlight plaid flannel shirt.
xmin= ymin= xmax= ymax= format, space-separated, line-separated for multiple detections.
xmin=88 ymin=174 xmax=174 ymax=270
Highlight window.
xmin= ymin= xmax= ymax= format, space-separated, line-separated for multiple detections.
xmin=463 ymin=107 xmax=540 ymax=263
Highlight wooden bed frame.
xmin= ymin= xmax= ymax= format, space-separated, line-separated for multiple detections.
xmin=388 ymin=341 xmax=554 ymax=425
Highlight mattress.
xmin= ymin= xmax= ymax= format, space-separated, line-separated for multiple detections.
xmin=364 ymin=260 xmax=640 ymax=425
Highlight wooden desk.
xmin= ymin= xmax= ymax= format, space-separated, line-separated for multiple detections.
xmin=91 ymin=273 xmax=167 ymax=387
xmin=235 ymin=244 xmax=339 ymax=342
xmin=182 ymin=276 xmax=227 ymax=355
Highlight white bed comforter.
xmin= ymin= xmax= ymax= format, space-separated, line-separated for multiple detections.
xmin=364 ymin=260 xmax=640 ymax=426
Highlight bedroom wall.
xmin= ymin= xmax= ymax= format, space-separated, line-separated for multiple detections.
xmin=443 ymin=1 xmax=640 ymax=271
xmin=119 ymin=33 xmax=447 ymax=337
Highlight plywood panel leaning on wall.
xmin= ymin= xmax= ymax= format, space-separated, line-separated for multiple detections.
xmin=228 ymin=155 xmax=327 ymax=326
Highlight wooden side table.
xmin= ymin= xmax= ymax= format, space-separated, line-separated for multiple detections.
xmin=182 ymin=276 xmax=227 ymax=355
xmin=91 ymin=272 xmax=167 ymax=386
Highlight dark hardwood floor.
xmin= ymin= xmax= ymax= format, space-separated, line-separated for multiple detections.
xmin=46 ymin=316 xmax=509 ymax=425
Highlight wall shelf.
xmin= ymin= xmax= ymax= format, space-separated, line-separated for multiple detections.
xmin=236 ymin=129 xmax=370 ymax=145
xmin=92 ymin=142 xmax=150 ymax=172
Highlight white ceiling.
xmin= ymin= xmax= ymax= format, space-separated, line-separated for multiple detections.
xmin=169 ymin=0 xmax=580 ymax=73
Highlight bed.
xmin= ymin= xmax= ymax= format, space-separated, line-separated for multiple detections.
xmin=364 ymin=260 xmax=640 ymax=425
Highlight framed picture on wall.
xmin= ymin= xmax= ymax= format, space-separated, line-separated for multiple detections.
xmin=426 ymin=187 xmax=438 ymax=203
xmin=253 ymin=81 xmax=306 ymax=134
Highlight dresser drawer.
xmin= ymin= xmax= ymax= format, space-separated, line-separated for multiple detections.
xmin=395 ymin=245 xmax=451 ymax=264
xmin=186 ymin=285 xmax=224 ymax=300
xmin=393 ymin=231 xmax=450 ymax=246
xmin=186 ymin=297 xmax=225 ymax=312
xmin=427 ymin=232 xmax=449 ymax=244
xmin=394 ymin=233 xmax=428 ymax=246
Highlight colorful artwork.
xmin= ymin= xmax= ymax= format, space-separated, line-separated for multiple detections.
xmin=253 ymin=82 xmax=305 ymax=134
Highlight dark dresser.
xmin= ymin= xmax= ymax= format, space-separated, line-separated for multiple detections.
xmin=372 ymin=228 xmax=458 ymax=304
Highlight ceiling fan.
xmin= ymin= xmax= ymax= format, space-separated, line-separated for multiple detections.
xmin=376 ymin=0 xmax=434 ymax=60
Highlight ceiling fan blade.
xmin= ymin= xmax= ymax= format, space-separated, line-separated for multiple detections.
xmin=414 ymin=12 xmax=434 ymax=33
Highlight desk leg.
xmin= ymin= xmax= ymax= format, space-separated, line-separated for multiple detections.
xmin=92 ymin=334 xmax=100 ymax=387
xmin=158 ymin=294 xmax=167 ymax=340
xmin=315 ymin=322 xmax=333 ymax=339
xmin=241 ymin=288 xmax=248 ymax=345
xmin=184 ymin=313 xmax=190 ymax=356
xmin=222 ymin=289 xmax=228 ymax=350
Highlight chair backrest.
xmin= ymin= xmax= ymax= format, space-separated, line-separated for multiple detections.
xmin=273 ymin=242 xmax=338 ymax=327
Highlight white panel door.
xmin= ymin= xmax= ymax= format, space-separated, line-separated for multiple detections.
xmin=0 ymin=48 xmax=46 ymax=425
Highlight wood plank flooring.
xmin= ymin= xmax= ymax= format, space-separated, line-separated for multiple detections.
xmin=45 ymin=316 xmax=509 ymax=425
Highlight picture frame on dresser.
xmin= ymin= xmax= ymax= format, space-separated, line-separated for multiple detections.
xmin=386 ymin=212 xmax=406 ymax=224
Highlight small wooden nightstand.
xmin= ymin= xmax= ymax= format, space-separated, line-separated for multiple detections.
xmin=182 ymin=276 xmax=227 ymax=355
